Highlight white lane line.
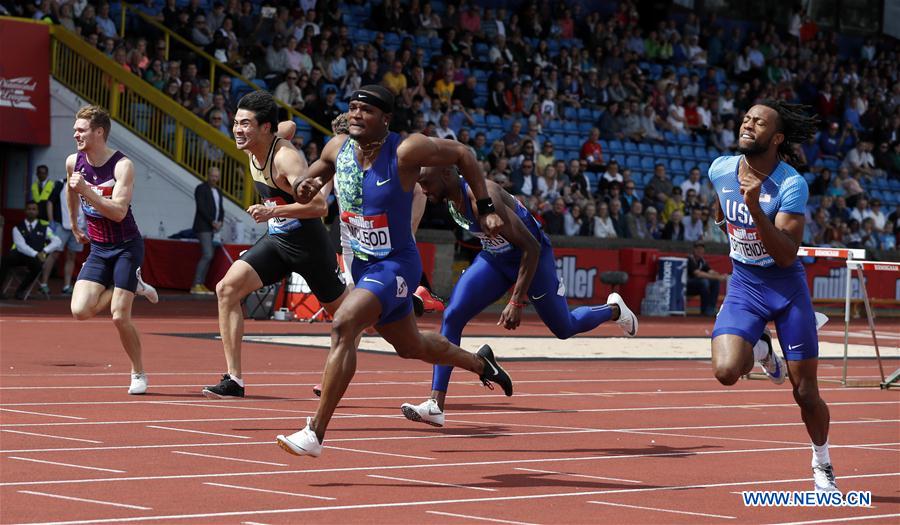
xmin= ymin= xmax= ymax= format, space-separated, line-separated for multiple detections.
xmin=426 ymin=510 xmax=538 ymax=525
xmin=18 ymin=490 xmax=150 ymax=510
xmin=3 ymin=400 xmax=895 ymax=428
xmin=204 ymin=482 xmax=335 ymax=500
xmin=514 ymin=467 xmax=641 ymax=484
xmin=326 ymin=445 xmax=434 ymax=461
xmin=13 ymin=472 xmax=899 ymax=525
xmin=9 ymin=457 xmax=125 ymax=473
xmin=2 ymin=422 xmax=897 ymax=457
xmin=368 ymin=474 xmax=496 ymax=492
xmin=150 ymin=401 xmax=310 ymax=414
xmin=172 ymin=451 xmax=288 ymax=467
xmin=0 ymin=429 xmax=102 ymax=444
xmin=0 ymin=408 xmax=84 ymax=420
xmin=588 ymin=500 xmax=735 ymax=519
xmin=242 ymin=522 xmax=270 ymax=525
xmin=769 ymin=513 xmax=900 ymax=525
xmin=618 ymin=429 xmax=806 ymax=446
xmin=146 ymin=425 xmax=250 ymax=440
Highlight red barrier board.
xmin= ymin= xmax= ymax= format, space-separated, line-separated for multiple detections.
xmin=0 ymin=19 xmax=51 ymax=145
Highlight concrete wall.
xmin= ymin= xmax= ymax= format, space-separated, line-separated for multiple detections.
xmin=31 ymin=79 xmax=266 ymax=243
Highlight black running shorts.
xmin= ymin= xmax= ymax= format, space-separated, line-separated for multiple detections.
xmin=240 ymin=220 xmax=345 ymax=304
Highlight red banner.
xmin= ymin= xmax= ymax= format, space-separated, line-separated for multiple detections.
xmin=0 ymin=20 xmax=51 ymax=145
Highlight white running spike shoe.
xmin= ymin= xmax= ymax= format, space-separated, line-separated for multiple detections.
xmin=128 ymin=372 xmax=148 ymax=394
xmin=757 ymin=328 xmax=787 ymax=385
xmin=135 ymin=267 xmax=158 ymax=304
xmin=607 ymin=292 xmax=638 ymax=337
xmin=400 ymin=398 xmax=445 ymax=427
xmin=276 ymin=417 xmax=322 ymax=457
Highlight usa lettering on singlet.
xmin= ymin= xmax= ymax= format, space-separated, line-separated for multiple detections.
xmin=708 ymin=155 xmax=808 ymax=268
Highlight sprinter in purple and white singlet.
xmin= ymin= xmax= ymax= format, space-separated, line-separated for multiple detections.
xmin=66 ymin=105 xmax=157 ymax=396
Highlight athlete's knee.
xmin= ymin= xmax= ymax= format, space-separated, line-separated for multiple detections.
xmin=215 ymin=278 xmax=240 ymax=303
xmin=332 ymin=311 xmax=363 ymax=345
xmin=111 ymin=310 xmax=133 ymax=330
xmin=713 ymin=364 xmax=741 ymax=386
xmin=792 ymin=382 xmax=823 ymax=411
xmin=548 ymin=322 xmax=574 ymax=340
xmin=441 ymin=303 xmax=467 ymax=333
xmin=71 ymin=304 xmax=92 ymax=321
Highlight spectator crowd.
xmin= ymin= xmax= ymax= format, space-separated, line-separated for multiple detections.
xmin=5 ymin=0 xmax=899 ymax=252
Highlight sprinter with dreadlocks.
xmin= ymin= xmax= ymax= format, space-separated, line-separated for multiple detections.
xmin=707 ymin=101 xmax=838 ymax=493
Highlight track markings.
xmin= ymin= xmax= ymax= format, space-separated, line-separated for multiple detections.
xmin=0 ymin=429 xmax=102 ymax=444
xmin=0 ymin=408 xmax=84 ymax=420
xmin=588 ymin=500 xmax=736 ymax=519
xmin=204 ymin=482 xmax=335 ymax=500
xmin=146 ymin=425 xmax=250 ymax=440
xmin=172 ymin=451 xmax=288 ymax=467
xmin=426 ymin=510 xmax=538 ymax=525
xmin=368 ymin=474 xmax=497 ymax=492
xmin=514 ymin=467 xmax=641 ymax=484
xmin=8 ymin=456 xmax=125 ymax=473
xmin=11 ymin=472 xmax=898 ymax=525
xmin=18 ymin=490 xmax=151 ymax=510
xmin=326 ymin=445 xmax=435 ymax=461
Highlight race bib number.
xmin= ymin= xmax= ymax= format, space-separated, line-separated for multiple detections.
xmin=80 ymin=184 xmax=112 ymax=218
xmin=264 ymin=197 xmax=302 ymax=234
xmin=475 ymin=231 xmax=512 ymax=254
xmin=342 ymin=211 xmax=392 ymax=258
xmin=727 ymin=223 xmax=773 ymax=266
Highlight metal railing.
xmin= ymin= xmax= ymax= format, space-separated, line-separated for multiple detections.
xmin=50 ymin=24 xmax=255 ymax=207
xmin=119 ymin=2 xmax=331 ymax=137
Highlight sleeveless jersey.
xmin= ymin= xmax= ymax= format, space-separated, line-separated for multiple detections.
xmin=334 ymin=132 xmax=415 ymax=260
xmin=448 ymin=177 xmax=545 ymax=257
xmin=74 ymin=150 xmax=141 ymax=244
xmin=709 ymin=155 xmax=807 ymax=271
xmin=249 ymin=137 xmax=309 ymax=235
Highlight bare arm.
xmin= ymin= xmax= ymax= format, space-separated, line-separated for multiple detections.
xmin=65 ymin=155 xmax=80 ymax=228
xmin=292 ymin=135 xmax=347 ymax=203
xmin=277 ymin=120 xmax=297 ymax=140
xmin=399 ymin=133 xmax=503 ymax=235
xmin=490 ymin=184 xmax=540 ymax=306
xmin=69 ymin=156 xmax=134 ymax=223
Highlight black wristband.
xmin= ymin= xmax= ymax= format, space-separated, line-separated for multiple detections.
xmin=476 ymin=198 xmax=495 ymax=215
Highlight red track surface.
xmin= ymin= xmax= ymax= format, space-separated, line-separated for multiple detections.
xmin=1 ymin=298 xmax=898 ymax=525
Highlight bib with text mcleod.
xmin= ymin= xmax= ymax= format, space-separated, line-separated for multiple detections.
xmin=341 ymin=211 xmax=392 ymax=258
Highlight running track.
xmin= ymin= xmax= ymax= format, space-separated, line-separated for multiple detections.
xmin=1 ymin=299 xmax=898 ymax=524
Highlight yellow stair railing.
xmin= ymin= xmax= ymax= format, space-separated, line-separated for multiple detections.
xmin=119 ymin=2 xmax=330 ymax=137
xmin=50 ymin=24 xmax=255 ymax=208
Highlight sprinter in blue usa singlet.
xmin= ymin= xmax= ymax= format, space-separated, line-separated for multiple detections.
xmin=708 ymin=101 xmax=837 ymax=493
xmin=276 ymin=85 xmax=515 ymax=458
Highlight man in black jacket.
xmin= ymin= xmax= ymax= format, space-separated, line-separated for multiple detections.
xmin=191 ymin=167 xmax=224 ymax=294
xmin=1 ymin=201 xmax=61 ymax=299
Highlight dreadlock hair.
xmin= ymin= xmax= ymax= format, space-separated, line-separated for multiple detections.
xmin=759 ymin=99 xmax=819 ymax=167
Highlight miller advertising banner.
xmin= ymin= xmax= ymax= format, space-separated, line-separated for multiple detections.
xmin=0 ymin=19 xmax=51 ymax=145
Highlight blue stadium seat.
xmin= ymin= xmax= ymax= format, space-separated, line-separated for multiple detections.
xmin=577 ymin=121 xmax=592 ymax=134
xmin=563 ymin=121 xmax=578 ymax=133
xmin=670 ymin=159 xmax=685 ymax=175
xmin=608 ymin=140 xmax=625 ymax=156
xmin=698 ymin=161 xmax=710 ymax=174
xmin=654 ymin=158 xmax=669 ymax=170
xmin=565 ymin=135 xmax=581 ymax=150
xmin=638 ymin=142 xmax=653 ymax=154
xmin=640 ymin=156 xmax=655 ymax=171
xmin=652 ymin=143 xmax=667 ymax=158
xmin=707 ymin=146 xmax=720 ymax=159
xmin=623 ymin=141 xmax=638 ymax=153
xmin=679 ymin=145 xmax=694 ymax=160
xmin=546 ymin=120 xmax=563 ymax=133
xmin=577 ymin=107 xmax=593 ymax=121
xmin=563 ymin=107 xmax=577 ymax=121
xmin=666 ymin=145 xmax=680 ymax=159
xmin=693 ymin=146 xmax=707 ymax=160
xmin=624 ymin=156 xmax=641 ymax=171
xmin=486 ymin=114 xmax=503 ymax=129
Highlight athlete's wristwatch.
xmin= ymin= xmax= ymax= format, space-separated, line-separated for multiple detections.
xmin=476 ymin=198 xmax=495 ymax=215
